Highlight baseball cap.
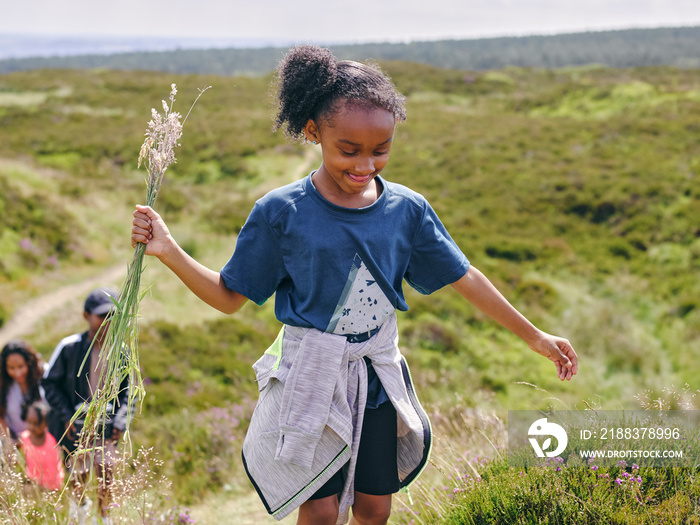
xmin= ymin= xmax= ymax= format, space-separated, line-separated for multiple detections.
xmin=84 ymin=287 xmax=119 ymax=316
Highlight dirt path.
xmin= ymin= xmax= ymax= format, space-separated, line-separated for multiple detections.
xmin=189 ymin=490 xmax=297 ymax=524
xmin=0 ymin=263 xmax=126 ymax=347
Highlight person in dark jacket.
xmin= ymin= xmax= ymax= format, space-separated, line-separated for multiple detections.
xmin=43 ymin=287 xmax=128 ymax=524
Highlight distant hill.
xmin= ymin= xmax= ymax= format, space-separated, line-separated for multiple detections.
xmin=0 ymin=33 xmax=296 ymax=61
xmin=1 ymin=26 xmax=699 ymax=75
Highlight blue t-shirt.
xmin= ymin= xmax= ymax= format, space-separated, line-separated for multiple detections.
xmin=221 ymin=174 xmax=470 ymax=334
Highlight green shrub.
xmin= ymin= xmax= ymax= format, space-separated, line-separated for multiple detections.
xmin=0 ymin=173 xmax=83 ymax=277
xmin=439 ymin=458 xmax=700 ymax=525
xmin=137 ymin=317 xmax=270 ymax=416
xmin=485 ymin=241 xmax=538 ymax=263
xmin=514 ymin=280 xmax=558 ymax=311
xmin=133 ymin=403 xmax=253 ymax=504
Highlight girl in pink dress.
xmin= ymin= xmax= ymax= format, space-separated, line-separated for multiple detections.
xmin=19 ymin=400 xmax=64 ymax=491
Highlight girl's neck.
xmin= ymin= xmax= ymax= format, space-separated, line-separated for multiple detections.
xmin=29 ymin=431 xmax=46 ymax=447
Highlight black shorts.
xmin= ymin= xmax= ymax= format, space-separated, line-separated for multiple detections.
xmin=309 ymin=401 xmax=399 ymax=499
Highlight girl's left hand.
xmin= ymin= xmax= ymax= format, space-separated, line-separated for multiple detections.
xmin=528 ymin=333 xmax=578 ymax=381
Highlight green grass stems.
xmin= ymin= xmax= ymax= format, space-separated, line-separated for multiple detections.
xmin=70 ymin=84 xmax=209 ymax=461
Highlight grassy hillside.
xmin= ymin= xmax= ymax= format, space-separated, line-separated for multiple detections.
xmin=1 ymin=62 xmax=699 ymax=519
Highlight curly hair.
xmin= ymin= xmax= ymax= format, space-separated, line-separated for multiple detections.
xmin=0 ymin=340 xmax=43 ymax=420
xmin=273 ymin=44 xmax=407 ymax=140
xmin=26 ymin=400 xmax=51 ymax=426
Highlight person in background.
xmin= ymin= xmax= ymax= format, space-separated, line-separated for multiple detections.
xmin=43 ymin=287 xmax=129 ymax=525
xmin=18 ymin=399 xmax=65 ymax=492
xmin=0 ymin=340 xmax=44 ymax=441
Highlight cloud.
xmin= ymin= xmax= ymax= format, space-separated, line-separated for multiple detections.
xmin=2 ymin=0 xmax=700 ymax=42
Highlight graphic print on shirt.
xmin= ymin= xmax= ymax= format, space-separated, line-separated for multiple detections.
xmin=326 ymin=254 xmax=394 ymax=335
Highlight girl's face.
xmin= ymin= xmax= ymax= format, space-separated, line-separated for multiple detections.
xmin=25 ymin=408 xmax=46 ymax=439
xmin=5 ymin=353 xmax=29 ymax=386
xmin=306 ymin=102 xmax=395 ymax=207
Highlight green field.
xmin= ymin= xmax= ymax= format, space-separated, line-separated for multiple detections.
xmin=1 ymin=62 xmax=699 ymax=523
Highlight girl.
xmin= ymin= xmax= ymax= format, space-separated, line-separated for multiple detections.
xmin=0 ymin=340 xmax=44 ymax=441
xmin=19 ymin=400 xmax=65 ymax=492
xmin=131 ymin=45 xmax=578 ymax=525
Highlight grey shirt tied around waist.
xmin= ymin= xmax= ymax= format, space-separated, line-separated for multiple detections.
xmin=242 ymin=313 xmax=432 ymax=523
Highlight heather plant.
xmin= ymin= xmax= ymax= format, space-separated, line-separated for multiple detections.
xmin=391 ymin=401 xmax=700 ymax=525
xmin=0 ymin=172 xmax=81 ymax=281
xmin=132 ymin=401 xmax=254 ymax=504
xmin=392 ymin=403 xmax=507 ymax=525
xmin=431 ymin=457 xmax=700 ymax=525
xmin=170 ymin=403 xmax=251 ymax=501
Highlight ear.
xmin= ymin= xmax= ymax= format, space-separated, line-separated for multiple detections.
xmin=83 ymin=311 xmax=89 ymax=322
xmin=303 ymin=119 xmax=320 ymax=144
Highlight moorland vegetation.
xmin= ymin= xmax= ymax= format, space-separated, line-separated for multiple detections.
xmin=0 ymin=60 xmax=699 ymax=523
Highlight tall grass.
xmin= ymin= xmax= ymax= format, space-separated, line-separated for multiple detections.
xmin=0 ymin=437 xmax=62 ymax=524
xmin=0 ymin=438 xmax=195 ymax=524
xmin=70 ymin=84 xmax=209 ymax=462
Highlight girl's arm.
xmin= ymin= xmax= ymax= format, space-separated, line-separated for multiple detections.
xmin=131 ymin=205 xmax=248 ymax=315
xmin=451 ymin=266 xmax=578 ymax=381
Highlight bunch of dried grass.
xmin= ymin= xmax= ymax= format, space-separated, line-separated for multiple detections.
xmin=70 ymin=84 xmax=209 ymax=462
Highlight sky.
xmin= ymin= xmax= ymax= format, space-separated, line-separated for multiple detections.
xmin=3 ymin=0 xmax=700 ymax=45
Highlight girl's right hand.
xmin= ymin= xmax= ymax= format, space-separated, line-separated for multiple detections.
xmin=131 ymin=205 xmax=173 ymax=259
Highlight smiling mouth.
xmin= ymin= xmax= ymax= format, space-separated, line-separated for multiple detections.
xmin=346 ymin=172 xmax=372 ymax=184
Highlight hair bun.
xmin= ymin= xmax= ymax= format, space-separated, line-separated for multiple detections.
xmin=280 ymin=45 xmax=338 ymax=95
xmin=274 ymin=44 xmax=406 ymax=140
xmin=275 ymin=45 xmax=339 ymax=138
